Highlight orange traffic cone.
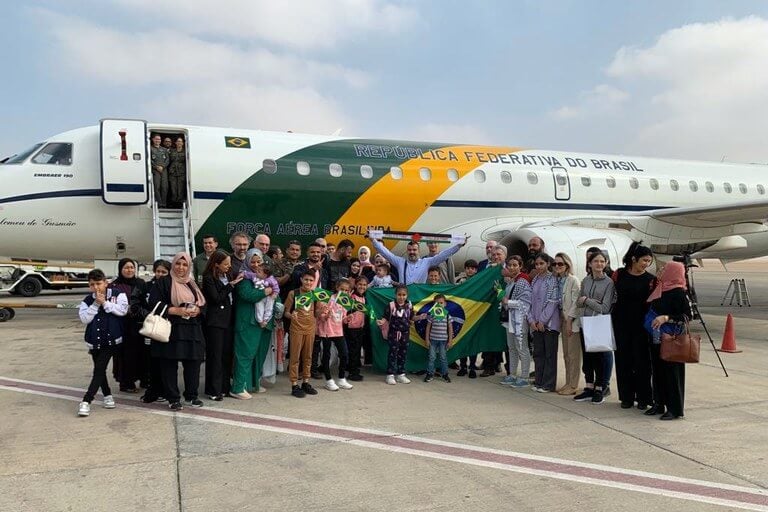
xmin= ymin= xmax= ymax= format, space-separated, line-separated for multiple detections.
xmin=717 ymin=314 xmax=742 ymax=353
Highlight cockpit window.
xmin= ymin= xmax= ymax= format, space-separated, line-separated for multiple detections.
xmin=31 ymin=143 xmax=73 ymax=165
xmin=1 ymin=143 xmax=44 ymax=164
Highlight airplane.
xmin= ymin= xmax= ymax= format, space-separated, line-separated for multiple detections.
xmin=2 ymin=117 xmax=768 ymax=282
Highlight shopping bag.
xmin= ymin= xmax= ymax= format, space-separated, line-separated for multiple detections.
xmin=581 ymin=314 xmax=616 ymax=352
xmin=262 ymin=331 xmax=277 ymax=384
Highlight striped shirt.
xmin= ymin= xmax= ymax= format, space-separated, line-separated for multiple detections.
xmin=428 ymin=314 xmax=452 ymax=342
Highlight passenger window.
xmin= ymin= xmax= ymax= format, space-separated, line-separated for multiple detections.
xmin=500 ymin=171 xmax=512 ymax=184
xmin=739 ymin=183 xmax=748 ymax=194
xmin=689 ymin=181 xmax=698 ymax=192
xmin=296 ymin=161 xmax=310 ymax=176
xmin=758 ymin=184 xmax=765 ymax=195
xmin=527 ymin=172 xmax=538 ymax=185
xmin=705 ymin=181 xmax=714 ymax=192
xmin=606 ymin=176 xmax=616 ymax=188
xmin=474 ymin=169 xmax=486 ymax=183
xmin=360 ymin=164 xmax=373 ymax=179
xmin=649 ymin=178 xmax=659 ymax=190
xmin=581 ymin=176 xmax=591 ymax=187
xmin=447 ymin=168 xmax=459 ymax=182
xmin=629 ymin=177 xmax=639 ymax=189
xmin=670 ymin=179 xmax=679 ymax=191
xmin=31 ymin=142 xmax=72 ymax=165
xmin=390 ymin=166 xmax=403 ymax=180
xmin=723 ymin=182 xmax=732 ymax=193
xmin=263 ymin=159 xmax=277 ymax=174
xmin=419 ymin=167 xmax=431 ymax=181
xmin=329 ymin=163 xmax=342 ymax=178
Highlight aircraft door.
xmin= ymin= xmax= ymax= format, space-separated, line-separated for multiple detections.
xmin=551 ymin=166 xmax=571 ymax=201
xmin=100 ymin=118 xmax=149 ymax=205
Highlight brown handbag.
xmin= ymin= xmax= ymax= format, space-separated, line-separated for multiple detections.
xmin=660 ymin=320 xmax=701 ymax=363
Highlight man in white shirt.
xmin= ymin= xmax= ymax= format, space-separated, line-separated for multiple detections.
xmin=369 ymin=232 xmax=466 ymax=285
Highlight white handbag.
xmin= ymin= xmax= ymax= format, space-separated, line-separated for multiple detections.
xmin=581 ymin=314 xmax=616 ymax=352
xmin=139 ymin=303 xmax=171 ymax=343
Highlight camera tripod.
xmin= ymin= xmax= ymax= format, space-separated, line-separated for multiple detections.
xmin=678 ymin=255 xmax=729 ymax=377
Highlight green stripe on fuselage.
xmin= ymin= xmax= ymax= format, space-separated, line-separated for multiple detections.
xmin=196 ymin=138 xmax=445 ymax=251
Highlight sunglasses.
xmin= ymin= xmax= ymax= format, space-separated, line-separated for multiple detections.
xmin=554 ymin=262 xmax=567 ymax=267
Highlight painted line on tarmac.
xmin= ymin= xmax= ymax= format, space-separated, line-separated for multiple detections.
xmin=2 ymin=375 xmax=767 ymax=511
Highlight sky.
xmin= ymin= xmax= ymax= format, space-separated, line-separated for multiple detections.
xmin=2 ymin=1 xmax=768 ymax=164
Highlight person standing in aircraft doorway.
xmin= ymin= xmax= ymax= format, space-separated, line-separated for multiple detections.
xmin=150 ymin=134 xmax=169 ymax=208
xmin=168 ymin=137 xmax=187 ymax=207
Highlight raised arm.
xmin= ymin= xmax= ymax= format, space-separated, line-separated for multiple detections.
xmin=370 ymin=238 xmax=404 ymax=268
xmin=423 ymin=242 xmax=462 ymax=267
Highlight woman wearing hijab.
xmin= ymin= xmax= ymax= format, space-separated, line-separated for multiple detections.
xmin=147 ymin=252 xmax=207 ymax=410
xmin=231 ymin=248 xmax=274 ymax=399
xmin=358 ymin=246 xmax=374 ymax=270
xmin=111 ymin=258 xmax=147 ymax=393
xmin=646 ymin=261 xmax=691 ymax=420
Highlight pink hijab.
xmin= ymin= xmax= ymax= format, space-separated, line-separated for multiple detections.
xmin=647 ymin=261 xmax=686 ymax=303
xmin=170 ymin=252 xmax=206 ymax=307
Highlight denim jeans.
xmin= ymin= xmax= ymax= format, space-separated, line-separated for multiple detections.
xmin=427 ymin=338 xmax=448 ymax=375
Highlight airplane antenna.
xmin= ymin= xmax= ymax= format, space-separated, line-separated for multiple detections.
xmin=331 ymin=128 xmax=342 ymax=136
xmin=721 ymin=155 xmax=727 ymax=162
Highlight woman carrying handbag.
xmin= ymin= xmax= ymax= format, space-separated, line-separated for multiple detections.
xmin=646 ymin=261 xmax=692 ymax=420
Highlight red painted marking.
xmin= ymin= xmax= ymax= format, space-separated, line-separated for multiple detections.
xmin=1 ymin=377 xmax=767 ymax=508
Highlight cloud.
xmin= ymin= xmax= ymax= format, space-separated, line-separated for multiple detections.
xmin=550 ymin=84 xmax=629 ymax=120
xmin=44 ymin=13 xmax=369 ymax=89
xmin=551 ymin=16 xmax=768 ymax=161
xmin=144 ymin=82 xmax=352 ymax=135
xmin=113 ymin=0 xmax=418 ymax=50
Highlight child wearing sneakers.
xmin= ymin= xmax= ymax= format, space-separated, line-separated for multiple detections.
xmin=77 ymin=269 xmax=129 ymax=417
xmin=424 ymin=294 xmax=453 ymax=383
xmin=245 ymin=263 xmax=280 ymax=328
xmin=377 ymin=284 xmax=415 ymax=385
xmin=284 ymin=270 xmax=319 ymax=398
xmin=343 ymin=276 xmax=368 ymax=381
xmin=317 ymin=279 xmax=353 ymax=391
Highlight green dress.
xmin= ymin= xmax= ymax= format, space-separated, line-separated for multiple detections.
xmin=231 ymin=280 xmax=272 ymax=393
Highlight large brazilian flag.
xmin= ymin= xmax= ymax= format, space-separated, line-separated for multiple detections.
xmin=367 ymin=266 xmax=507 ymax=373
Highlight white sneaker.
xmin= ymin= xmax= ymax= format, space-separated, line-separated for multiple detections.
xmin=396 ymin=374 xmax=411 ymax=384
xmin=102 ymin=395 xmax=116 ymax=409
xmin=325 ymin=379 xmax=339 ymax=391
xmin=77 ymin=401 xmax=90 ymax=417
xmin=385 ymin=374 xmax=397 ymax=385
xmin=337 ymin=378 xmax=353 ymax=390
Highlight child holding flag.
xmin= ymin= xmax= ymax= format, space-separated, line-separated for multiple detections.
xmin=343 ymin=276 xmax=368 ymax=381
xmin=377 ymin=284 xmax=415 ymax=385
xmin=317 ymin=279 xmax=353 ymax=391
xmin=284 ymin=271 xmax=319 ymax=398
xmin=424 ymin=294 xmax=453 ymax=383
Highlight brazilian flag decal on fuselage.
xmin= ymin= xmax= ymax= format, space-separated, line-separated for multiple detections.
xmin=225 ymin=136 xmax=251 ymax=148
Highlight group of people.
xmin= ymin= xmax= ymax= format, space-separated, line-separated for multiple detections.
xmin=76 ymin=230 xmax=690 ymax=422
xmin=150 ymin=133 xmax=187 ymax=209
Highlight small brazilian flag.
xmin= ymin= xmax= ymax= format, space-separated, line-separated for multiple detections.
xmin=225 ymin=136 xmax=251 ymax=149
xmin=312 ymin=289 xmax=331 ymax=303
xmin=294 ymin=291 xmax=314 ymax=310
xmin=336 ymin=293 xmax=354 ymax=311
xmin=429 ymin=303 xmax=448 ymax=320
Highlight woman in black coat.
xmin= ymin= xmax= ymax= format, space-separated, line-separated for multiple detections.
xmin=148 ymin=252 xmax=207 ymax=410
xmin=647 ymin=261 xmax=692 ymax=420
xmin=111 ymin=258 xmax=146 ymax=392
xmin=202 ymin=251 xmax=244 ymax=400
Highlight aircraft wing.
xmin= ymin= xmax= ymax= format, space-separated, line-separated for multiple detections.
xmin=519 ymin=199 xmax=768 ymax=255
xmin=641 ymin=199 xmax=768 ymax=228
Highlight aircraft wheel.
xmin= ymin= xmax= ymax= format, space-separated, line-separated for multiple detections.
xmin=16 ymin=277 xmax=43 ymax=297
xmin=0 ymin=308 xmax=13 ymax=322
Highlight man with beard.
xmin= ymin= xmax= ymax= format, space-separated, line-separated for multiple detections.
xmin=324 ymin=239 xmax=355 ymax=290
xmin=524 ymin=237 xmax=546 ymax=276
xmin=228 ymin=231 xmax=252 ymax=279
xmin=277 ymin=240 xmax=303 ymax=302
xmin=369 ymin=233 xmax=465 ymax=285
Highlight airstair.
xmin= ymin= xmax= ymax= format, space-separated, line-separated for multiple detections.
xmin=152 ymin=203 xmax=195 ymax=262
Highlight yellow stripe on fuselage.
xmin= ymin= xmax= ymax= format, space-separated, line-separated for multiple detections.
xmin=330 ymin=145 xmax=521 ymax=247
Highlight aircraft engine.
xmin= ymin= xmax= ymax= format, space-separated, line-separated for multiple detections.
xmin=490 ymin=225 xmax=636 ymax=277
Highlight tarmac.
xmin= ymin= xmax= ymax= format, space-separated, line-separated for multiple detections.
xmin=0 ymin=266 xmax=767 ymax=512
